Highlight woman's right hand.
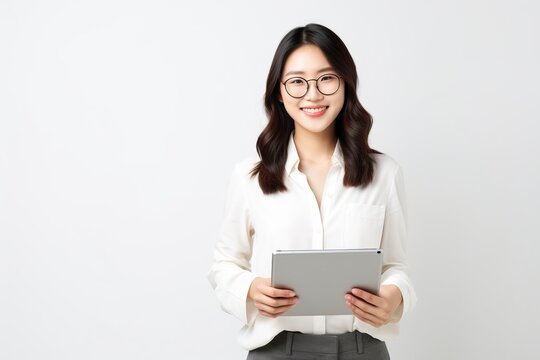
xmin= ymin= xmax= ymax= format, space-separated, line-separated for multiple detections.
xmin=248 ymin=277 xmax=299 ymax=318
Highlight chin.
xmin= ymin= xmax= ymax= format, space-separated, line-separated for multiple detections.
xmin=295 ymin=120 xmax=335 ymax=134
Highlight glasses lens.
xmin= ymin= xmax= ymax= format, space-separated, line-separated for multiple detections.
xmin=317 ymin=74 xmax=340 ymax=95
xmin=285 ymin=78 xmax=308 ymax=98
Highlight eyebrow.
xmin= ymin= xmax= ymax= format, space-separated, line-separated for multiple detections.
xmin=283 ymin=66 xmax=335 ymax=78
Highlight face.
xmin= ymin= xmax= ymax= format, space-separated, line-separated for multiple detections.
xmin=280 ymin=44 xmax=345 ymax=136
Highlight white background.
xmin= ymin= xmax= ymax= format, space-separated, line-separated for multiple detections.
xmin=1 ymin=1 xmax=539 ymax=359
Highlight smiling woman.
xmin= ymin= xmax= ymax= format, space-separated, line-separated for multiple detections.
xmin=279 ymin=45 xmax=345 ymax=138
xmin=208 ymin=23 xmax=417 ymax=360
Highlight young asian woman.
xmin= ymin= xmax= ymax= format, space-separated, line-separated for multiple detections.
xmin=208 ymin=23 xmax=417 ymax=360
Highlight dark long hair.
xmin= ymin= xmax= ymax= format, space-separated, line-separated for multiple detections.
xmin=250 ymin=23 xmax=380 ymax=194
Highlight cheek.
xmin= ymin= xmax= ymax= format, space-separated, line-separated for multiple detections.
xmin=333 ymin=93 xmax=345 ymax=114
xmin=282 ymin=99 xmax=299 ymax=117
xmin=338 ymin=99 xmax=345 ymax=114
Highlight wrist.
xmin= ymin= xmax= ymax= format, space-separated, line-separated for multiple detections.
xmin=382 ymin=284 xmax=403 ymax=305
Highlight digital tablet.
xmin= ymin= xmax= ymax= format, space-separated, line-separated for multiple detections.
xmin=271 ymin=248 xmax=383 ymax=316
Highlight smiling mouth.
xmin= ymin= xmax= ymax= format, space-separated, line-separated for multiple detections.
xmin=300 ymin=106 xmax=328 ymax=114
xmin=301 ymin=106 xmax=328 ymax=116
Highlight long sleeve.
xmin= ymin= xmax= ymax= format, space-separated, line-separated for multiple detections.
xmin=207 ymin=163 xmax=258 ymax=325
xmin=379 ymin=166 xmax=417 ymax=322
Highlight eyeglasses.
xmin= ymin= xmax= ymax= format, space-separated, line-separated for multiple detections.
xmin=281 ymin=73 xmax=341 ymax=98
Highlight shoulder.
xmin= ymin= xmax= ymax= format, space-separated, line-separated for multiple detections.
xmin=230 ymin=155 xmax=260 ymax=183
xmin=372 ymin=152 xmax=402 ymax=176
xmin=233 ymin=156 xmax=259 ymax=174
xmin=369 ymin=153 xmax=404 ymax=189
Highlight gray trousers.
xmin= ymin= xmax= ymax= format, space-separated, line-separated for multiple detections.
xmin=246 ymin=331 xmax=390 ymax=360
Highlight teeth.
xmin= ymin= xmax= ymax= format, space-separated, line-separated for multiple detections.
xmin=303 ymin=107 xmax=326 ymax=113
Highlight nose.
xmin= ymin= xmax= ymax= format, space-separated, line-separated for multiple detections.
xmin=304 ymin=79 xmax=324 ymax=101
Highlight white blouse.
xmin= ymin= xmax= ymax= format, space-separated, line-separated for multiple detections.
xmin=207 ymin=134 xmax=417 ymax=350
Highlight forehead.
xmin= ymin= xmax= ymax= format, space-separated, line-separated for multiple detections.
xmin=282 ymin=44 xmax=333 ymax=76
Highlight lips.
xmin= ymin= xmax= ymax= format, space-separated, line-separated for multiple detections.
xmin=301 ymin=106 xmax=328 ymax=117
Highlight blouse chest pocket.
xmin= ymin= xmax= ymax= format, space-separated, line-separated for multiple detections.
xmin=342 ymin=204 xmax=386 ymax=248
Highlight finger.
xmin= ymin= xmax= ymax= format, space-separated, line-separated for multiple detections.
xmin=255 ymin=279 xmax=296 ymax=301
xmin=256 ymin=302 xmax=297 ymax=317
xmin=345 ymin=294 xmax=385 ymax=319
xmin=256 ymin=293 xmax=298 ymax=308
xmin=256 ymin=301 xmax=296 ymax=314
xmin=260 ymin=284 xmax=296 ymax=299
xmin=259 ymin=309 xmax=287 ymax=318
xmin=346 ymin=300 xmax=383 ymax=327
xmin=259 ymin=310 xmax=277 ymax=318
xmin=351 ymin=288 xmax=384 ymax=307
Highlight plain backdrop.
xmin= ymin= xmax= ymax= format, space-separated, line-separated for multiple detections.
xmin=1 ymin=1 xmax=539 ymax=359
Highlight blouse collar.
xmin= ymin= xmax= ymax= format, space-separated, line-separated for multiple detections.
xmin=285 ymin=132 xmax=344 ymax=175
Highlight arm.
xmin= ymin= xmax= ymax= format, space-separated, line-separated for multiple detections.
xmin=207 ymin=164 xmax=298 ymax=324
xmin=207 ymin=164 xmax=258 ymax=325
xmin=347 ymin=166 xmax=417 ymax=326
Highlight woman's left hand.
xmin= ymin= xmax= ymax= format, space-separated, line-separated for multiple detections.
xmin=344 ymin=285 xmax=403 ymax=327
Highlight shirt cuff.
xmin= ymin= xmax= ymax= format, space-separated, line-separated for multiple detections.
xmin=231 ymin=271 xmax=259 ymax=325
xmin=380 ymin=270 xmax=417 ymax=322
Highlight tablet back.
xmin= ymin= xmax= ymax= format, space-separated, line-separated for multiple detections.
xmin=271 ymin=248 xmax=383 ymax=316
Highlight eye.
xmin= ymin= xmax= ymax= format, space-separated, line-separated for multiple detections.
xmin=320 ymin=74 xmax=337 ymax=82
xmin=288 ymin=78 xmax=305 ymax=86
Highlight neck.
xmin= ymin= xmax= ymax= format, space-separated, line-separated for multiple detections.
xmin=293 ymin=126 xmax=337 ymax=164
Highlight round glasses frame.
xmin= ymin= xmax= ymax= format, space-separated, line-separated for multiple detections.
xmin=281 ymin=73 xmax=342 ymax=99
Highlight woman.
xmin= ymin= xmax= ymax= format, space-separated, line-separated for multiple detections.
xmin=208 ymin=23 xmax=417 ymax=359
